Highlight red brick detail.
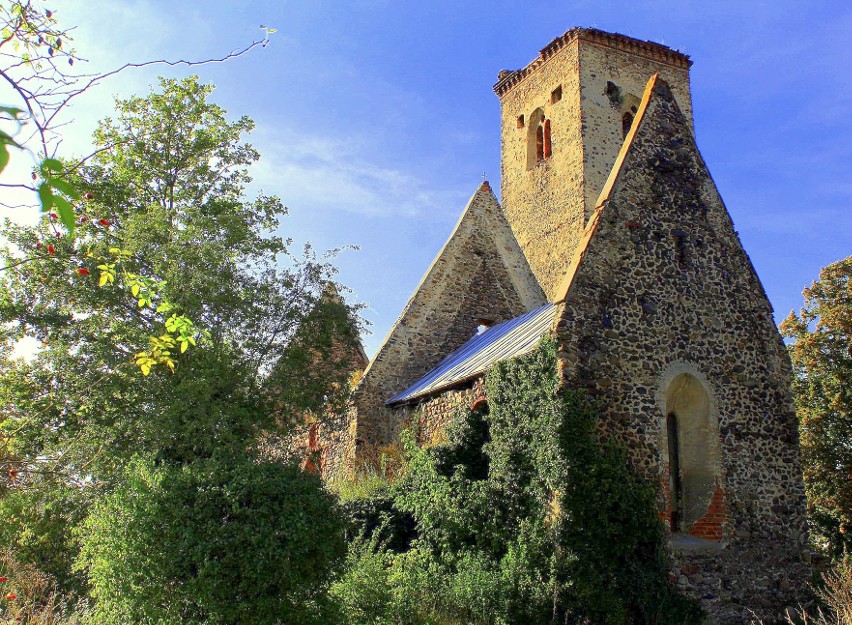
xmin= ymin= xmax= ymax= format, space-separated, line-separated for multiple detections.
xmin=471 ymin=396 xmax=488 ymax=412
xmin=687 ymin=480 xmax=728 ymax=540
xmin=301 ymin=423 xmax=325 ymax=475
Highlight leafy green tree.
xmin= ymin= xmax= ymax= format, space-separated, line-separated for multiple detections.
xmin=781 ymin=256 xmax=852 ymax=558
xmin=0 ymin=76 xmax=361 ymax=616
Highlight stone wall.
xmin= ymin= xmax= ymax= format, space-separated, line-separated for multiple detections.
xmin=352 ymin=182 xmax=544 ymax=450
xmin=551 ymin=76 xmax=810 ymax=623
xmin=496 ymin=28 xmax=692 ymax=301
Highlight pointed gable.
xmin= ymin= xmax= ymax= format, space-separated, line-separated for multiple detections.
xmin=550 ymin=74 xmax=798 ymax=487
xmin=354 ymin=181 xmax=546 ymax=445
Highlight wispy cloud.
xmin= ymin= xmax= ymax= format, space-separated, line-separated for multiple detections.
xmin=250 ymin=125 xmax=465 ymax=218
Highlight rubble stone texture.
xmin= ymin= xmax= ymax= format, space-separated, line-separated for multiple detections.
xmin=296 ymin=27 xmax=811 ymax=624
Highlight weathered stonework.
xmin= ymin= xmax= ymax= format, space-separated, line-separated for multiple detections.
xmin=550 ymin=76 xmax=809 ymax=623
xmin=351 ymin=182 xmax=545 ymax=450
xmin=313 ymin=28 xmax=810 ymax=624
xmin=497 ymin=28 xmax=692 ymax=300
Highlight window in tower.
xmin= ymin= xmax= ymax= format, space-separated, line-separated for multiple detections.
xmin=517 ymin=114 xmax=525 ymax=128
xmin=622 ymin=112 xmax=634 ymax=138
xmin=543 ymin=119 xmax=552 ymax=159
xmin=550 ymin=85 xmax=562 ymax=104
xmin=527 ymin=108 xmax=550 ymax=169
xmin=536 ymin=124 xmax=544 ymax=161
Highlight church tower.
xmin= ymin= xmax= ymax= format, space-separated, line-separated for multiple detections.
xmin=494 ymin=29 xmax=693 ymax=300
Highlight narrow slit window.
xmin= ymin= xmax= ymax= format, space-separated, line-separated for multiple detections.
xmin=667 ymin=412 xmax=682 ymax=531
xmin=622 ymin=112 xmax=634 ymax=138
xmin=517 ymin=114 xmax=525 ymax=128
xmin=543 ymin=119 xmax=552 ymax=159
xmin=536 ymin=124 xmax=544 ymax=162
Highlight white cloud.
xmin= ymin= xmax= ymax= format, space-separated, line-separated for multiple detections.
xmin=251 ymin=125 xmax=465 ymax=218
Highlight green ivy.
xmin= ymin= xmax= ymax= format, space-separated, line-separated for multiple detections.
xmin=335 ymin=338 xmax=702 ymax=625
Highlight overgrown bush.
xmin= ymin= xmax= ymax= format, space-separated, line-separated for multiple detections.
xmin=335 ymin=338 xmax=702 ymax=625
xmin=78 ymin=454 xmax=346 ymax=625
xmin=0 ymin=549 xmax=91 ymax=625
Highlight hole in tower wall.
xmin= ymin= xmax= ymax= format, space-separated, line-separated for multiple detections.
xmin=517 ymin=114 xmax=525 ymax=128
xmin=550 ymin=85 xmax=562 ymax=104
xmin=543 ymin=119 xmax=552 ymax=159
xmin=606 ymin=81 xmax=622 ymax=106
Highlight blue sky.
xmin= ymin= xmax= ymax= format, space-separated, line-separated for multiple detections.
xmin=5 ymin=0 xmax=851 ymax=357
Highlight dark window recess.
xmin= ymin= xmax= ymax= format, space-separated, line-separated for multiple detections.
xmin=667 ymin=412 xmax=683 ymax=532
xmin=606 ymin=80 xmax=622 ymax=105
xmin=672 ymin=230 xmax=688 ymax=266
xmin=622 ymin=112 xmax=634 ymax=138
xmin=550 ymin=85 xmax=562 ymax=104
xmin=536 ymin=124 xmax=544 ymax=162
xmin=517 ymin=114 xmax=525 ymax=128
xmin=543 ymin=119 xmax=552 ymax=159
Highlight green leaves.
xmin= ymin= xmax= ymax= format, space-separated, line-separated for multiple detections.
xmin=781 ymin=256 xmax=852 ymax=558
xmin=0 ymin=106 xmax=25 ymax=174
xmin=338 ymin=340 xmax=702 ymax=625
xmin=37 ymin=158 xmax=80 ymax=233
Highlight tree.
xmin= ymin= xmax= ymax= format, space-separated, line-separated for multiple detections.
xmin=781 ymin=256 xmax=852 ymax=558
xmin=0 ymin=76 xmax=361 ymax=617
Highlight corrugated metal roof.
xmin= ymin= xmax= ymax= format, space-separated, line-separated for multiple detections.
xmin=386 ymin=303 xmax=556 ymax=405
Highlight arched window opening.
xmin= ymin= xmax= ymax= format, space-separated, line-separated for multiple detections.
xmin=543 ymin=119 xmax=552 ymax=159
xmin=664 ymin=373 xmax=721 ymax=534
xmin=622 ymin=112 xmax=634 ymax=138
xmin=526 ymin=107 xmax=548 ymax=169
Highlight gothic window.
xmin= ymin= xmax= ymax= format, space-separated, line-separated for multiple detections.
xmin=664 ymin=373 xmax=721 ymax=534
xmin=527 ymin=107 xmax=551 ymax=169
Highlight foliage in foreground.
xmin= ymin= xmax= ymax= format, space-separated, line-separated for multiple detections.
xmin=0 ymin=76 xmax=360 ymax=622
xmin=79 ymin=455 xmax=345 ymax=625
xmin=781 ymin=256 xmax=852 ymax=558
xmin=333 ymin=339 xmax=702 ymax=625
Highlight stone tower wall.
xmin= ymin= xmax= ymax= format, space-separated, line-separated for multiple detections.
xmin=495 ymin=29 xmax=692 ymax=300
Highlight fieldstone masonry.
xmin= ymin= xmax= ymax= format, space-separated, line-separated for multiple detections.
xmin=299 ymin=27 xmax=810 ymax=624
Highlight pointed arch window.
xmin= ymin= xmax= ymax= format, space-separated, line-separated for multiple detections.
xmin=663 ymin=373 xmax=722 ymax=536
xmin=527 ymin=107 xmax=552 ymax=169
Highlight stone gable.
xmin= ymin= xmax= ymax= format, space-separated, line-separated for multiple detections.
xmin=551 ymin=75 xmax=809 ymax=622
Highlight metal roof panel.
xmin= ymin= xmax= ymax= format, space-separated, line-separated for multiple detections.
xmin=385 ymin=303 xmax=556 ymax=405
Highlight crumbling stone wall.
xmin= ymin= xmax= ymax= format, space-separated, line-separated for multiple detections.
xmin=551 ymin=76 xmax=810 ymax=623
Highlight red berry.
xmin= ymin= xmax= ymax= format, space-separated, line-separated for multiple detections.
xmin=98 ymin=218 xmax=111 ymax=226
xmin=80 ymin=216 xmax=88 ymax=223
xmin=0 ymin=577 xmax=7 ymax=582
xmin=6 ymin=593 xmax=16 ymax=600
xmin=76 ymin=268 xmax=90 ymax=276
xmin=47 ymin=244 xmax=55 ymax=254
xmin=36 ymin=242 xmax=42 ymax=250
xmin=84 ymin=192 xmax=94 ymax=200
xmin=56 ymin=232 xmax=62 ymax=238
xmin=49 ymin=212 xmax=58 ymax=220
